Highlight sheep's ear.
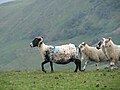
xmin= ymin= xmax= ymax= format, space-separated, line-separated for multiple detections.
xmin=102 ymin=38 xmax=105 ymax=41
xmin=108 ymin=37 xmax=112 ymax=41
xmin=82 ymin=42 xmax=86 ymax=46
xmin=41 ymin=37 xmax=44 ymax=42
xmin=38 ymin=38 xmax=41 ymax=41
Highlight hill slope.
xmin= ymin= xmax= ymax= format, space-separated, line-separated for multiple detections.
xmin=0 ymin=0 xmax=120 ymax=70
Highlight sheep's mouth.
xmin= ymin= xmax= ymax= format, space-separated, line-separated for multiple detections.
xmin=96 ymin=46 xmax=100 ymax=49
xmin=30 ymin=43 xmax=33 ymax=47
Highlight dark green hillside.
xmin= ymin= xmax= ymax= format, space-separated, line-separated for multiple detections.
xmin=0 ymin=0 xmax=120 ymax=70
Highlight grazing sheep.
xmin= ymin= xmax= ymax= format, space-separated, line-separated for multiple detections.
xmin=96 ymin=37 xmax=120 ymax=69
xmin=79 ymin=42 xmax=108 ymax=71
xmin=30 ymin=36 xmax=81 ymax=73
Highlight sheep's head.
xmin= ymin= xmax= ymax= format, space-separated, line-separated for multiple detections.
xmin=103 ymin=37 xmax=113 ymax=47
xmin=30 ymin=36 xmax=43 ymax=47
xmin=78 ymin=42 xmax=86 ymax=52
xmin=78 ymin=42 xmax=86 ymax=60
xmin=96 ymin=40 xmax=103 ymax=49
xmin=96 ymin=37 xmax=112 ymax=49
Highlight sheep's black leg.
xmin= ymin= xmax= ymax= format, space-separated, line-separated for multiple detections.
xmin=74 ymin=65 xmax=78 ymax=72
xmin=78 ymin=60 xmax=81 ymax=71
xmin=41 ymin=61 xmax=49 ymax=73
xmin=50 ymin=61 xmax=54 ymax=73
xmin=74 ymin=59 xmax=81 ymax=72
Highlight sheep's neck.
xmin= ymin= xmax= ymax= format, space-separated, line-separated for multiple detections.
xmin=39 ymin=43 xmax=48 ymax=52
xmin=102 ymin=47 xmax=109 ymax=60
xmin=106 ymin=41 xmax=115 ymax=58
xmin=84 ymin=45 xmax=91 ymax=57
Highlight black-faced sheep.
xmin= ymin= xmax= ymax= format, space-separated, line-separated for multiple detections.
xmin=30 ymin=36 xmax=81 ymax=73
xmin=79 ymin=42 xmax=108 ymax=71
xmin=96 ymin=37 xmax=120 ymax=69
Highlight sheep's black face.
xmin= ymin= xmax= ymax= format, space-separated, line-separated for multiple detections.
xmin=30 ymin=37 xmax=43 ymax=47
xmin=96 ymin=40 xmax=102 ymax=49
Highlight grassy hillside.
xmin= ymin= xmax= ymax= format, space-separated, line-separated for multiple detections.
xmin=0 ymin=69 xmax=120 ymax=90
xmin=0 ymin=0 xmax=120 ymax=70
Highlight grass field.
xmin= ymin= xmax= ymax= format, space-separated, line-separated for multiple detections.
xmin=0 ymin=69 xmax=120 ymax=90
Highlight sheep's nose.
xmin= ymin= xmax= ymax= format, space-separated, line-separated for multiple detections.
xmin=30 ymin=43 xmax=33 ymax=47
xmin=96 ymin=45 xmax=100 ymax=49
xmin=102 ymin=45 xmax=105 ymax=48
xmin=96 ymin=46 xmax=100 ymax=49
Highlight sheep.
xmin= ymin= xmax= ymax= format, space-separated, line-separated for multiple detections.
xmin=30 ymin=36 xmax=81 ymax=73
xmin=96 ymin=37 xmax=120 ymax=69
xmin=78 ymin=42 xmax=108 ymax=71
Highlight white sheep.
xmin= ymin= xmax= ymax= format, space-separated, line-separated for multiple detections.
xmin=96 ymin=37 xmax=120 ymax=69
xmin=79 ymin=42 xmax=108 ymax=71
xmin=30 ymin=36 xmax=81 ymax=73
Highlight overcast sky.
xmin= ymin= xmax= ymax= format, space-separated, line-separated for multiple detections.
xmin=0 ymin=0 xmax=15 ymax=4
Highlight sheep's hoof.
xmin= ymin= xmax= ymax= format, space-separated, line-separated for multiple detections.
xmin=74 ymin=70 xmax=77 ymax=73
xmin=110 ymin=67 xmax=114 ymax=70
xmin=81 ymin=69 xmax=85 ymax=72
xmin=96 ymin=69 xmax=99 ymax=71
xmin=51 ymin=70 xmax=54 ymax=73
xmin=110 ymin=66 xmax=118 ymax=70
xmin=42 ymin=70 xmax=46 ymax=73
xmin=44 ymin=71 xmax=46 ymax=73
xmin=79 ymin=69 xmax=82 ymax=71
xmin=113 ymin=66 xmax=118 ymax=69
xmin=104 ymin=67 xmax=109 ymax=69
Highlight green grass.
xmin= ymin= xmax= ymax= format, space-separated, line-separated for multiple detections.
xmin=0 ymin=69 xmax=120 ymax=90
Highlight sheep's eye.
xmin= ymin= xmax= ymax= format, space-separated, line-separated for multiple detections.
xmin=98 ymin=41 xmax=101 ymax=46
xmin=109 ymin=45 xmax=111 ymax=47
xmin=80 ymin=46 xmax=83 ymax=48
xmin=38 ymin=38 xmax=41 ymax=41
xmin=105 ymin=40 xmax=108 ymax=43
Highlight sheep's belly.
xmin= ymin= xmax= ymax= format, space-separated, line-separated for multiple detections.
xmin=51 ymin=55 xmax=76 ymax=64
xmin=54 ymin=58 xmax=74 ymax=64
